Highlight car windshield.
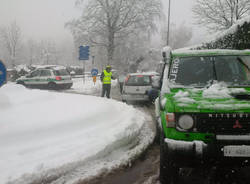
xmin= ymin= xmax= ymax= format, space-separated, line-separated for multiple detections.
xmin=126 ymin=75 xmax=151 ymax=86
xmin=168 ymin=56 xmax=250 ymax=87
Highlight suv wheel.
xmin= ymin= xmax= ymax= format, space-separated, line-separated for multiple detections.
xmin=48 ymin=82 xmax=57 ymax=90
xmin=17 ymin=81 xmax=25 ymax=86
xmin=160 ymin=131 xmax=179 ymax=184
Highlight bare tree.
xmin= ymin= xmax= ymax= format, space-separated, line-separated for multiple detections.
xmin=66 ymin=0 xmax=162 ymax=65
xmin=26 ymin=39 xmax=38 ymax=65
xmin=0 ymin=21 xmax=21 ymax=68
xmin=161 ymin=22 xmax=193 ymax=49
xmin=193 ymin=0 xmax=250 ymax=31
xmin=39 ymin=40 xmax=58 ymax=65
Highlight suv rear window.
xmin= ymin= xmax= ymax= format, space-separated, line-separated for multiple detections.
xmin=53 ymin=69 xmax=69 ymax=76
xmin=126 ymin=75 xmax=151 ymax=86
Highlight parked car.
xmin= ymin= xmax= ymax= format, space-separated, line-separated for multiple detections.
xmin=121 ymin=72 xmax=158 ymax=102
xmin=16 ymin=65 xmax=73 ymax=90
xmin=155 ymin=47 xmax=250 ymax=183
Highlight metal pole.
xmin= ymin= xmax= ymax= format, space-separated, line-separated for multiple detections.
xmin=92 ymin=56 xmax=95 ymax=68
xmin=167 ymin=0 xmax=171 ymax=45
xmin=83 ymin=62 xmax=85 ymax=84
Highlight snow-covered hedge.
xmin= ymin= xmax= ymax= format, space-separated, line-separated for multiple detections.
xmin=196 ymin=16 xmax=250 ymax=50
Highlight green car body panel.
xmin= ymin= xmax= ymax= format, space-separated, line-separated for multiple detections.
xmin=159 ymin=49 xmax=250 ymax=156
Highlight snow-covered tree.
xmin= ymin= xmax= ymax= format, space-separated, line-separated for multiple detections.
xmin=0 ymin=21 xmax=21 ymax=68
xmin=193 ymin=0 xmax=250 ymax=32
xmin=66 ymin=0 xmax=162 ymax=65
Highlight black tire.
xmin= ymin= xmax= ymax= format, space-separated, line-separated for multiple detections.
xmin=154 ymin=120 xmax=160 ymax=144
xmin=17 ymin=81 xmax=25 ymax=86
xmin=66 ymin=83 xmax=73 ymax=89
xmin=160 ymin=131 xmax=179 ymax=184
xmin=48 ymin=82 xmax=57 ymax=90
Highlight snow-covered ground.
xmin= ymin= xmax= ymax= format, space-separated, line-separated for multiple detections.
xmin=67 ymin=77 xmax=117 ymax=96
xmin=0 ymin=81 xmax=154 ymax=184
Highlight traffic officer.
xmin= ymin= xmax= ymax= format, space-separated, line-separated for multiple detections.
xmin=100 ymin=65 xmax=114 ymax=98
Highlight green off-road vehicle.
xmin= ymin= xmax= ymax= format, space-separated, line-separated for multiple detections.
xmin=154 ymin=47 xmax=250 ymax=183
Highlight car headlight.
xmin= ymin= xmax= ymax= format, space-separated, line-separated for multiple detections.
xmin=178 ymin=115 xmax=194 ymax=130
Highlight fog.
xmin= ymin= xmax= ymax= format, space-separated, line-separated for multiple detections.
xmin=0 ymin=0 xmax=211 ymax=69
xmin=0 ymin=0 xmax=208 ymax=44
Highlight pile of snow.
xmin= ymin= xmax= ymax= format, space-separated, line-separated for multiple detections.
xmin=0 ymin=83 xmax=153 ymax=184
xmin=203 ymin=82 xmax=246 ymax=99
xmin=202 ymin=82 xmax=232 ymax=99
xmin=14 ymin=65 xmax=31 ymax=73
xmin=174 ymin=90 xmax=195 ymax=104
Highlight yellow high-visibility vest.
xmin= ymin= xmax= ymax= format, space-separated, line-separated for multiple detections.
xmin=103 ymin=70 xmax=112 ymax=84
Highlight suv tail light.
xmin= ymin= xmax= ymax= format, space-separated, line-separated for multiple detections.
xmin=125 ymin=75 xmax=130 ymax=83
xmin=55 ymin=76 xmax=62 ymax=81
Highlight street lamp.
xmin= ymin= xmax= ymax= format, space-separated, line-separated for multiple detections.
xmin=167 ymin=0 xmax=171 ymax=45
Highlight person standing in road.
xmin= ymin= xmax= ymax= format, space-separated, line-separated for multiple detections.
xmin=100 ymin=65 xmax=113 ymax=98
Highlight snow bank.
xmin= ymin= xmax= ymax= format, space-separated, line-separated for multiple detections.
xmin=0 ymin=83 xmax=153 ymax=184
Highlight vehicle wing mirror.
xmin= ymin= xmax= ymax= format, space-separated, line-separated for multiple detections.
xmin=162 ymin=51 xmax=166 ymax=58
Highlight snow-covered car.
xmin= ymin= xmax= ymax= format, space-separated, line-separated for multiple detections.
xmin=155 ymin=47 xmax=250 ymax=183
xmin=121 ymin=72 xmax=158 ymax=102
xmin=16 ymin=65 xmax=73 ymax=90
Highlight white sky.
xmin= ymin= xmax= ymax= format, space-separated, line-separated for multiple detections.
xmin=0 ymin=0 xmax=208 ymax=44
xmin=0 ymin=0 xmax=80 ymax=43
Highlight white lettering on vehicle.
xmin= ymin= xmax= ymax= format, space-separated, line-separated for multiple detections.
xmin=169 ymin=58 xmax=180 ymax=83
xmin=208 ymin=113 xmax=250 ymax=118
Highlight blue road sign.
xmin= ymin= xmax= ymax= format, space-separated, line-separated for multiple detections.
xmin=0 ymin=60 xmax=6 ymax=87
xmin=79 ymin=46 xmax=90 ymax=60
xmin=91 ymin=68 xmax=98 ymax=76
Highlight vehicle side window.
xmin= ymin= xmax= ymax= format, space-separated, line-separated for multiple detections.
xmin=40 ymin=70 xmax=51 ymax=77
xmin=53 ymin=69 xmax=69 ymax=76
xmin=30 ymin=70 xmax=41 ymax=77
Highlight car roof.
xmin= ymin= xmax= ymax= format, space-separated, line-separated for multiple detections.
xmin=128 ymin=72 xmax=159 ymax=76
xmin=36 ymin=65 xmax=66 ymax=70
xmin=172 ymin=49 xmax=250 ymax=57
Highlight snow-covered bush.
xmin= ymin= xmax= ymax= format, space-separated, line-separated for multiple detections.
xmin=196 ymin=16 xmax=250 ymax=50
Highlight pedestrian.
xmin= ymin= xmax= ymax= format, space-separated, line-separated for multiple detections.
xmin=100 ymin=65 xmax=114 ymax=98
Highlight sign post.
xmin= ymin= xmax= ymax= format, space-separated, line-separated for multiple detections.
xmin=0 ymin=60 xmax=7 ymax=87
xmin=91 ymin=68 xmax=98 ymax=85
xmin=79 ymin=46 xmax=90 ymax=84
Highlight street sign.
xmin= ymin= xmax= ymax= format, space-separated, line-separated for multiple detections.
xmin=91 ymin=68 xmax=98 ymax=76
xmin=0 ymin=60 xmax=6 ymax=87
xmin=79 ymin=46 xmax=90 ymax=60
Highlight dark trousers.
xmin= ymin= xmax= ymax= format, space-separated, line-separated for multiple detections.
xmin=101 ymin=84 xmax=111 ymax=98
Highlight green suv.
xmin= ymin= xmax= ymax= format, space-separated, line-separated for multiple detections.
xmin=16 ymin=65 xmax=73 ymax=90
xmin=155 ymin=47 xmax=250 ymax=183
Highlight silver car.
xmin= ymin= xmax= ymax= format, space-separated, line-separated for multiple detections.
xmin=16 ymin=66 xmax=73 ymax=90
xmin=122 ymin=72 xmax=158 ymax=102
